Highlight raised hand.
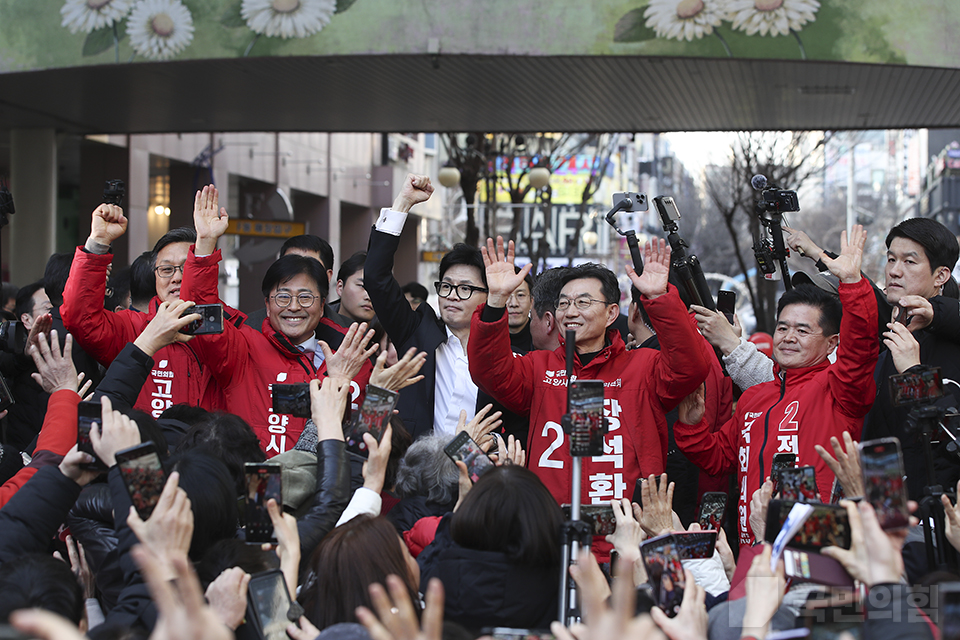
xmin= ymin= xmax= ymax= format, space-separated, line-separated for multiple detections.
xmin=690 ymin=305 xmax=740 ymax=356
xmin=88 ymin=203 xmax=128 ymax=249
xmin=322 ymin=322 xmax=378 ymax=382
xmin=392 ymin=174 xmax=435 ymax=213
xmin=90 ymin=396 xmax=142 ymax=467
xmin=127 ymin=472 xmax=194 ymax=583
xmin=781 ymin=225 xmax=822 ymax=259
xmin=369 ymin=347 xmax=427 ymax=392
xmin=456 ymin=403 xmax=502 ymax=452
xmin=481 ymin=236 xmax=532 ymax=307
xmin=29 ymin=330 xmax=79 ymax=394
xmin=821 ymin=224 xmax=865 ymax=284
xmin=134 ymin=299 xmax=203 ymax=356
xmin=627 ymin=238 xmax=671 ymax=300
xmin=814 ymin=432 xmax=864 ymax=499
xmin=193 ymin=185 xmax=229 ymax=255
xmin=639 ymin=473 xmax=675 ymax=538
xmin=309 ymin=377 xmax=350 ymax=441
xmin=362 ymin=423 xmax=394 ymax=494
xmin=25 ymin=312 xmax=53 ymax=354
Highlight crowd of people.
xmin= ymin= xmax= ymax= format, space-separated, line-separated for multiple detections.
xmin=0 ymin=172 xmax=956 ymax=640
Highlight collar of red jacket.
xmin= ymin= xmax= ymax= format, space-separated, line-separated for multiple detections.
xmin=773 ymin=357 xmax=831 ymax=384
xmin=260 ymin=315 xmax=346 ymax=360
xmin=555 ymin=327 xmax=626 ymax=371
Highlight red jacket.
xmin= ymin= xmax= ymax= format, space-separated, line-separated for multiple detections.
xmin=181 ymin=248 xmax=371 ymax=456
xmin=674 ymin=278 xmax=879 ymax=548
xmin=468 ymin=287 xmax=711 ymax=556
xmin=61 ymin=247 xmax=237 ymax=417
xmin=0 ymin=390 xmax=79 ymax=509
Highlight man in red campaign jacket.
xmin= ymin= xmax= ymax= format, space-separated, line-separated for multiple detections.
xmin=62 ymin=203 xmax=245 ymax=418
xmin=674 ymin=225 xmax=878 ymax=549
xmin=468 ymin=237 xmax=711 ymax=558
xmin=181 ymin=186 xmax=372 ymax=456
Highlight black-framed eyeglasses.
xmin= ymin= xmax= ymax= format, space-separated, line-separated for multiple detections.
xmin=271 ymin=292 xmax=320 ymax=308
xmin=435 ymin=281 xmax=488 ymax=301
xmin=555 ymin=296 xmax=613 ymax=312
xmin=154 ymin=264 xmax=185 ymax=278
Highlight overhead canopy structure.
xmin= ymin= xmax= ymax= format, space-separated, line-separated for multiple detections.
xmin=2 ymin=0 xmax=959 ymax=134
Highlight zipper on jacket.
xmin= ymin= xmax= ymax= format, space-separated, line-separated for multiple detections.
xmin=757 ymin=373 xmax=787 ymax=489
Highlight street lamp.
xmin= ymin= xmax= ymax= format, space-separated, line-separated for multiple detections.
xmin=439 ymin=161 xmax=461 ymax=188
xmin=528 ymin=166 xmax=551 ymax=190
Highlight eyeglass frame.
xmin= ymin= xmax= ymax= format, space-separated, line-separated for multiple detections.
xmin=555 ymin=295 xmax=615 ymax=312
xmin=434 ymin=281 xmax=489 ymax=301
xmin=270 ymin=292 xmax=321 ymax=308
xmin=154 ymin=264 xmax=185 ymax=278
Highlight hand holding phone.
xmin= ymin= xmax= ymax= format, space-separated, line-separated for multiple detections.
xmin=179 ymin=303 xmax=224 ymax=335
xmin=770 ymin=452 xmax=797 ymax=496
xmin=77 ymin=400 xmax=108 ymax=471
xmin=343 ymin=385 xmax=398 ymax=457
xmin=116 ymin=441 xmax=167 ymax=520
xmin=778 ymin=466 xmax=818 ymax=502
xmin=444 ymin=432 xmax=494 ymax=484
xmin=244 ymin=463 xmax=282 ymax=544
xmin=564 ymin=380 xmax=605 ymax=457
xmin=641 ymin=533 xmax=686 ymax=617
xmin=272 ymin=383 xmax=311 ymax=418
xmin=716 ymin=290 xmax=736 ymax=324
xmin=697 ymin=492 xmax=727 ymax=530
xmin=246 ymin=569 xmax=303 ymax=640
xmin=859 ymin=437 xmax=910 ymax=530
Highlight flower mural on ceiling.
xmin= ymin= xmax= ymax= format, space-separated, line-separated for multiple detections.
xmin=241 ymin=0 xmax=338 ymax=39
xmin=643 ymin=0 xmax=726 ymax=41
xmin=726 ymin=0 xmax=820 ymax=37
xmin=61 ymin=0 xmax=133 ymax=34
xmin=127 ymin=0 xmax=195 ymax=60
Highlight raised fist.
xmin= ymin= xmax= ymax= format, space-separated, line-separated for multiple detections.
xmin=89 ymin=204 xmax=128 ymax=246
xmin=392 ymin=174 xmax=434 ymax=212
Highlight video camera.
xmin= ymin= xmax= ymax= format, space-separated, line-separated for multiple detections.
xmin=102 ymin=180 xmax=125 ymax=207
xmin=751 ymin=174 xmax=796 ymax=286
xmin=0 ymin=321 xmax=27 ymax=354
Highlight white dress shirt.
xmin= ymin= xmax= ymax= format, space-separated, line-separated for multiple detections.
xmin=433 ymin=326 xmax=478 ymax=435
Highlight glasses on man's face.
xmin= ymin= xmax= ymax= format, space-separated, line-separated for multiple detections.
xmin=555 ymin=296 xmax=611 ymax=312
xmin=271 ymin=292 xmax=320 ymax=308
xmin=154 ymin=264 xmax=185 ymax=279
xmin=434 ymin=281 xmax=488 ymax=301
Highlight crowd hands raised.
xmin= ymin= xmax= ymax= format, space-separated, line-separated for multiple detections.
xmin=0 ymin=173 xmax=955 ymax=640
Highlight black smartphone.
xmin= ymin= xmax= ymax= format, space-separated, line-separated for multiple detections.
xmin=940 ymin=582 xmax=960 ymax=640
xmin=271 ymin=383 xmax=311 ymax=418
xmin=673 ymin=530 xmax=717 ymax=560
xmin=771 ymin=452 xmax=797 ymax=495
xmin=640 ymin=533 xmax=685 ymax=618
xmin=244 ymin=462 xmax=282 ymax=544
xmin=859 ymin=437 xmax=910 ymax=530
xmin=779 ymin=466 xmax=818 ymax=502
xmin=444 ymin=431 xmax=494 ymax=484
xmin=565 ymin=380 xmax=605 ymax=457
xmin=246 ymin=569 xmax=303 ymax=640
xmin=115 ymin=442 xmax=166 ymax=520
xmin=892 ymin=303 xmax=913 ymax=328
xmin=343 ymin=384 xmax=398 ymax=457
xmin=697 ymin=491 xmax=727 ymax=530
xmin=888 ymin=367 xmax=943 ymax=407
xmin=765 ymin=499 xmax=851 ymax=551
xmin=716 ymin=290 xmax=736 ymax=323
xmin=179 ymin=303 xmax=224 ymax=335
xmin=561 ymin=504 xmax=617 ymax=536
xmin=0 ymin=373 xmax=14 ymax=413
xmin=77 ymin=400 xmax=107 ymax=471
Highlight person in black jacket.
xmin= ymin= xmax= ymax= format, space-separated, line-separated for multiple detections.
xmin=366 ymin=174 xmax=526 ymax=441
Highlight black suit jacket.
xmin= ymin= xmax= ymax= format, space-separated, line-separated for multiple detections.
xmin=366 ymin=228 xmax=527 ymax=442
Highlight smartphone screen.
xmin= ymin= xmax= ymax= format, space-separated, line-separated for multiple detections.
xmin=940 ymin=583 xmax=960 ymax=640
xmin=343 ymin=384 xmax=398 ymax=457
xmin=771 ymin=452 xmax=797 ymax=495
xmin=888 ymin=367 xmax=943 ymax=407
xmin=77 ymin=400 xmax=107 ymax=471
xmin=829 ymin=477 xmax=845 ymax=504
xmin=271 ymin=383 xmax=311 ymax=418
xmin=640 ymin=533 xmax=685 ymax=618
xmin=716 ymin=290 xmax=736 ymax=323
xmin=115 ymin=442 xmax=166 ymax=520
xmin=244 ymin=462 xmax=282 ymax=544
xmin=180 ymin=303 xmax=224 ymax=335
xmin=859 ymin=438 xmax=910 ymax=530
xmin=765 ymin=499 xmax=851 ymax=551
xmin=567 ymin=380 xmax=605 ymax=457
xmin=444 ymin=431 xmax=494 ymax=483
xmin=247 ymin=569 xmax=296 ymax=640
xmin=779 ymin=466 xmax=818 ymax=502
xmin=562 ymin=504 xmax=617 ymax=536
xmin=697 ymin=491 xmax=727 ymax=530
xmin=673 ymin=531 xmax=717 ymax=560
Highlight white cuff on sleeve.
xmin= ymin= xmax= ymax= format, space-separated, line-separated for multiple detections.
xmin=375 ymin=208 xmax=408 ymax=236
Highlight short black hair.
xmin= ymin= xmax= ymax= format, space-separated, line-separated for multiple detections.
xmin=558 ymin=263 xmax=620 ymax=306
xmin=886 ymin=218 xmax=960 ymax=272
xmin=532 ymin=267 xmax=572 ymax=319
xmin=261 ymin=254 xmax=329 ymax=301
xmin=128 ymin=409 xmax=170 ymax=456
xmin=159 ymin=403 xmax=211 ymax=427
xmin=439 ymin=243 xmax=486 ymax=288
xmin=515 ymin=265 xmax=535 ymax=292
xmin=400 ymin=282 xmax=428 ymax=302
xmin=42 ymin=253 xmax=73 ymax=306
xmin=152 ymin=226 xmax=197 ymax=256
xmin=130 ymin=250 xmax=157 ymax=309
xmin=776 ymin=283 xmax=842 ymax=336
xmin=14 ymin=280 xmax=45 ymax=320
xmin=177 ymin=412 xmax=266 ymax=496
xmin=105 ymin=265 xmax=131 ymax=311
xmin=0 ymin=554 xmax=84 ymax=624
xmin=281 ymin=235 xmax=334 ymax=271
xmin=337 ymin=251 xmax=366 ymax=284
xmin=0 ymin=283 xmax=18 ymax=305
xmin=166 ymin=450 xmax=239 ymax=560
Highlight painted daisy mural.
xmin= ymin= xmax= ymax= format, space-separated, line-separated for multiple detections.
xmin=126 ymin=0 xmax=194 ymax=60
xmin=241 ymin=0 xmax=337 ymax=39
xmin=644 ymin=0 xmax=725 ymax=41
xmin=61 ymin=0 xmax=133 ymax=34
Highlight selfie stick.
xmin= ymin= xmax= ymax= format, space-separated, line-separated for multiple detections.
xmin=558 ymin=329 xmax=594 ymax=626
xmin=605 ymin=195 xmax=644 ymax=276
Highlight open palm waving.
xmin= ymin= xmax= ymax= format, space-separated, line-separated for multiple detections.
xmin=482 ymin=236 xmax=532 ymax=307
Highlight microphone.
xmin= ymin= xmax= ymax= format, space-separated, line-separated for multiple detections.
xmin=751 ymin=174 xmax=768 ymax=191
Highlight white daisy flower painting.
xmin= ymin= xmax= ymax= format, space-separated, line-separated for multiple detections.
xmin=643 ymin=0 xmax=726 ymax=42
xmin=127 ymin=0 xmax=195 ymax=60
xmin=61 ymin=0 xmax=133 ymax=35
xmin=241 ymin=0 xmax=338 ymax=39
xmin=726 ymin=0 xmax=821 ymax=37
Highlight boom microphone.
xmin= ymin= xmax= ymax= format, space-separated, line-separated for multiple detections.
xmin=751 ymin=174 xmax=768 ymax=191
